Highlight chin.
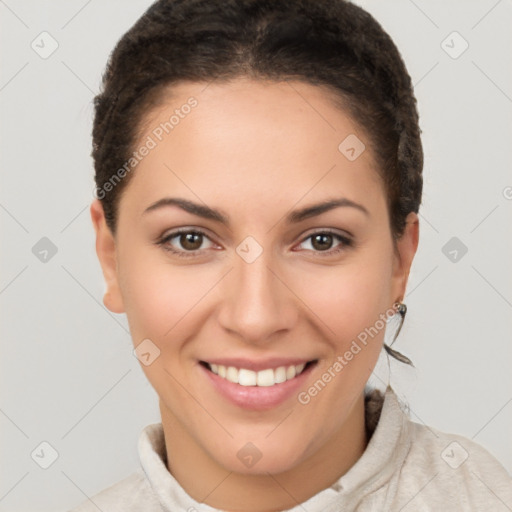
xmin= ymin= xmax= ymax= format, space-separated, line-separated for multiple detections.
xmin=212 ymin=439 xmax=309 ymax=476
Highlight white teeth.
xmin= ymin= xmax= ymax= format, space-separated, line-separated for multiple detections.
xmin=207 ymin=362 xmax=309 ymax=386
xmin=256 ymin=369 xmax=275 ymax=387
xmin=226 ymin=366 xmax=239 ymax=383
xmin=274 ymin=366 xmax=287 ymax=384
xmin=239 ymin=368 xmax=257 ymax=386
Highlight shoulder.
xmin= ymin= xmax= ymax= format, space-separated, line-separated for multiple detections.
xmin=392 ymin=418 xmax=512 ymax=510
xmin=67 ymin=469 xmax=161 ymax=512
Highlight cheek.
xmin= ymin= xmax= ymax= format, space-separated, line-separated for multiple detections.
xmin=291 ymin=260 xmax=391 ymax=426
xmin=292 ymin=257 xmax=393 ymax=341
xmin=119 ymin=255 xmax=203 ymax=340
xmin=118 ymin=252 xmax=228 ymax=369
xmin=118 ymin=257 xmax=212 ymax=392
xmin=287 ymin=249 xmax=393 ymax=399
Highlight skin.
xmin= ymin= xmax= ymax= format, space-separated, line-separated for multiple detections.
xmin=91 ymin=78 xmax=419 ymax=512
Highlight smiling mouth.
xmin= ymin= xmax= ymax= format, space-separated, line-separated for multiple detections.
xmin=200 ymin=360 xmax=318 ymax=387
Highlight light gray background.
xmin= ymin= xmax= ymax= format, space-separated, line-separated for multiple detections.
xmin=1 ymin=1 xmax=511 ymax=510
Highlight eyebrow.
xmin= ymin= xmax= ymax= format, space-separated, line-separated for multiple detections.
xmin=142 ymin=196 xmax=370 ymax=226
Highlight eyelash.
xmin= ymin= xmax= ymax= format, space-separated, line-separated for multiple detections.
xmin=156 ymin=228 xmax=354 ymax=259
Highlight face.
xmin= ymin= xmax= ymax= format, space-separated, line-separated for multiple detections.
xmin=92 ymin=78 xmax=418 ymax=476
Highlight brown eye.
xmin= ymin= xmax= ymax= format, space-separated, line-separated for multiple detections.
xmin=179 ymin=232 xmax=203 ymax=250
xmin=158 ymin=229 xmax=216 ymax=257
xmin=296 ymin=230 xmax=353 ymax=256
xmin=311 ymin=233 xmax=334 ymax=251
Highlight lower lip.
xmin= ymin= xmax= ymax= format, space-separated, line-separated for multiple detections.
xmin=199 ymin=362 xmax=316 ymax=411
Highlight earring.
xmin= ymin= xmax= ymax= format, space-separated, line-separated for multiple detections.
xmin=383 ymin=301 xmax=413 ymax=366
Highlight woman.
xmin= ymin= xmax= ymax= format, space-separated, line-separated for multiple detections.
xmin=71 ymin=0 xmax=512 ymax=510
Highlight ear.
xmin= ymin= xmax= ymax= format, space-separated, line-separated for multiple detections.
xmin=390 ymin=212 xmax=420 ymax=303
xmin=90 ymin=200 xmax=125 ymax=313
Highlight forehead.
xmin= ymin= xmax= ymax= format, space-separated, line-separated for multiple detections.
xmin=123 ymin=79 xmax=385 ymax=218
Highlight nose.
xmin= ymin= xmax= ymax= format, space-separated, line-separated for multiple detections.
xmin=217 ymin=248 xmax=298 ymax=345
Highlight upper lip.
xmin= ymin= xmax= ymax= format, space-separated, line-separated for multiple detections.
xmin=200 ymin=357 xmax=317 ymax=372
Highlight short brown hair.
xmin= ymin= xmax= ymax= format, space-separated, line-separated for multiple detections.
xmin=92 ymin=0 xmax=423 ymax=242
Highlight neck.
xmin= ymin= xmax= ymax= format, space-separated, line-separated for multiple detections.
xmin=159 ymin=393 xmax=367 ymax=512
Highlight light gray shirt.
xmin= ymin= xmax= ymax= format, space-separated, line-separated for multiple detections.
xmin=69 ymin=387 xmax=512 ymax=511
